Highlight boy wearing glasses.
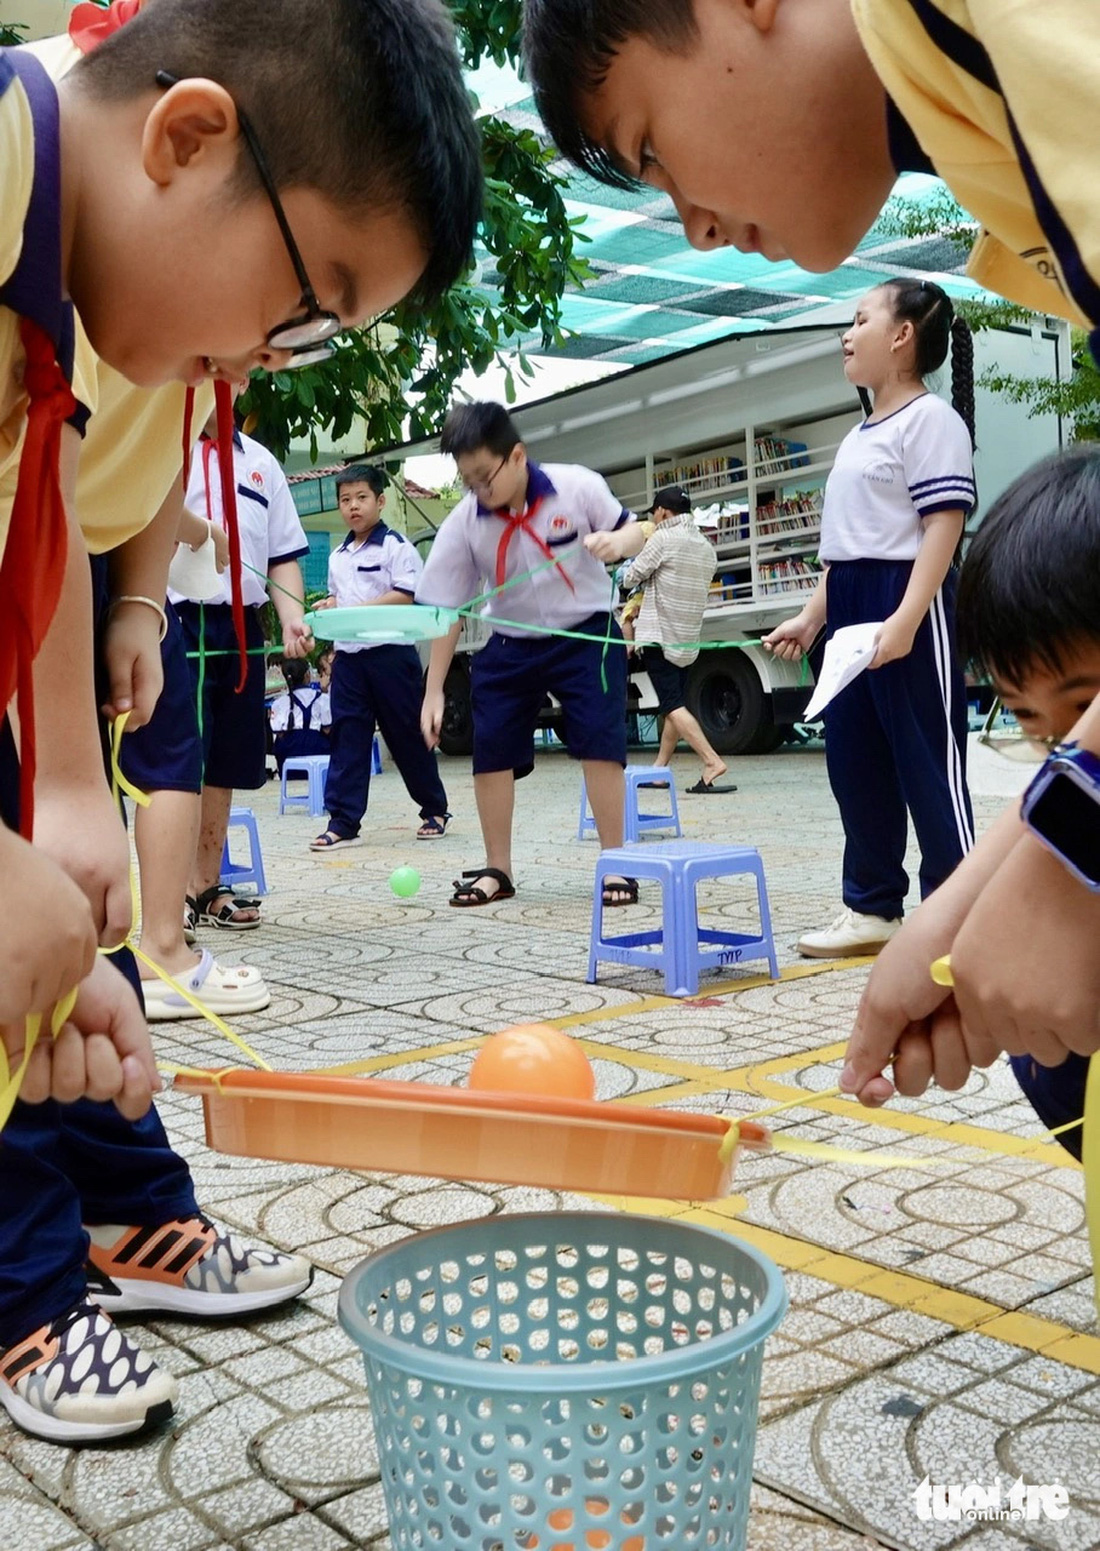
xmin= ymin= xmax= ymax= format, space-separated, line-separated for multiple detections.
xmin=419 ymin=402 xmax=646 ymax=907
xmin=0 ymin=0 xmax=479 ymax=1444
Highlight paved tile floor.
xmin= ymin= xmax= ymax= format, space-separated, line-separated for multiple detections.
xmin=3 ymin=739 xmax=1094 ymax=1551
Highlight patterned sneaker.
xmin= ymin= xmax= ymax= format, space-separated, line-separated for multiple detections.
xmin=0 ymin=1299 xmax=177 ymax=1444
xmin=85 ymin=1216 xmax=313 ymax=1318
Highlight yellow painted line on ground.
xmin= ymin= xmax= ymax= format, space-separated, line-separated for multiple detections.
xmin=590 ymin=1195 xmax=1100 ymax=1377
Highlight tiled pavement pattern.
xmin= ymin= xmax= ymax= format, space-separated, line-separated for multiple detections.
xmin=2 ymin=741 xmax=1094 ymax=1551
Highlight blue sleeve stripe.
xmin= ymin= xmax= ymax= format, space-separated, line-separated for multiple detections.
xmin=916 ymin=496 xmax=974 ymax=517
xmin=613 ymin=509 xmax=633 ymax=530
xmin=236 ymin=483 xmax=269 ymax=508
xmin=268 ymin=547 xmax=310 ymax=567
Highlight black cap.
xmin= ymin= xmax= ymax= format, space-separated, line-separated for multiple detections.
xmin=649 ymin=484 xmax=692 ymax=514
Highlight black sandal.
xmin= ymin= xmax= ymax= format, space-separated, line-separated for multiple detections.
xmin=196 ymin=884 xmax=262 ymax=929
xmin=449 ymin=868 xmax=516 ymax=908
xmin=602 ymin=876 xmax=639 ymax=907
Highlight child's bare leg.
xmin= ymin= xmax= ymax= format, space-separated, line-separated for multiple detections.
xmin=471 ymin=769 xmax=516 ymax=893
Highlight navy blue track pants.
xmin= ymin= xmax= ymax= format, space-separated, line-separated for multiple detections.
xmin=823 ymin=560 xmax=974 ymax=920
xmin=325 ymin=644 xmax=447 ymax=837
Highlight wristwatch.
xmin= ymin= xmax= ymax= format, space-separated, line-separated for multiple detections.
xmin=1021 ymin=741 xmax=1100 ymax=892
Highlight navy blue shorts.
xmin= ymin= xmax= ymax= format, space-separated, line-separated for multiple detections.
xmin=640 ymin=646 xmax=688 ymax=716
xmin=471 ymin=613 xmax=628 ymax=778
xmin=118 ymin=601 xmax=204 ymax=795
xmin=176 ymin=602 xmax=268 ymax=790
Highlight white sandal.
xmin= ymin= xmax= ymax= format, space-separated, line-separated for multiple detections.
xmin=141 ymin=950 xmax=271 ymax=1022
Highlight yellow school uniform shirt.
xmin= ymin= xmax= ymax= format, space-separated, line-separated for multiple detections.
xmin=10 ymin=32 xmax=216 ymax=554
xmin=0 ymin=63 xmax=37 ymax=540
xmin=851 ymin=0 xmax=1100 ymax=333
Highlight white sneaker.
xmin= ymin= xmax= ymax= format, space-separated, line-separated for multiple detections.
xmin=797 ymin=907 xmax=901 ymax=959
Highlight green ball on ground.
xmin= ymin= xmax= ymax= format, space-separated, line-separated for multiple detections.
xmin=389 ymin=866 xmax=421 ymax=898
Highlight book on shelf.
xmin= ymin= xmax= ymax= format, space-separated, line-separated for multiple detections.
xmin=756 ymin=492 xmax=821 ymax=536
xmin=757 ymin=558 xmax=821 ymax=596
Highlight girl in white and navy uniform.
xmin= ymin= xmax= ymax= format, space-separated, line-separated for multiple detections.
xmin=765 ymin=279 xmax=976 ymax=957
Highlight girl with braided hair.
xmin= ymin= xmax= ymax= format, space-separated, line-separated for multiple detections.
xmin=764 ymin=279 xmax=977 ymax=958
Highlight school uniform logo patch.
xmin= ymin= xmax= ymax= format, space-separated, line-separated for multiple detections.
xmin=546 ymin=515 xmax=577 ymax=546
xmin=863 ymin=461 xmax=896 ymax=485
xmin=250 ymin=471 xmax=265 ymax=489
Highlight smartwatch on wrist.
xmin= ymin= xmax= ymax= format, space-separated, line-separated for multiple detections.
xmin=1021 ymin=741 xmax=1100 ymax=893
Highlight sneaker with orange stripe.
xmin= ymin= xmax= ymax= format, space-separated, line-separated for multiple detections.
xmin=86 ymin=1215 xmax=313 ymax=1318
xmin=0 ymin=1299 xmax=177 ymax=1444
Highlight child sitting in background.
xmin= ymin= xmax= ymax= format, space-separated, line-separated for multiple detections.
xmin=270 ymin=658 xmax=331 ymax=774
xmin=948 ymin=447 xmax=1100 ymax=1159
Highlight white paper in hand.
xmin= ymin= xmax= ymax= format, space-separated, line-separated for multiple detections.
xmin=167 ymin=533 xmax=224 ymax=602
xmin=802 ymin=621 xmax=883 ymax=721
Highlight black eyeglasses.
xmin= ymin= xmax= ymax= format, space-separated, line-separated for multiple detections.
xmin=156 ymin=71 xmax=339 ymax=367
xmin=461 ymin=456 xmax=508 ymax=496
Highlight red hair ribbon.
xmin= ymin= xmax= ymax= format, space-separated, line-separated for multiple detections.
xmin=1 ymin=322 xmax=75 ymax=837
xmin=68 ymin=0 xmax=145 ymax=52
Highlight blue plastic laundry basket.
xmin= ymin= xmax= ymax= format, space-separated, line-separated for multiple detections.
xmin=339 ymin=1212 xmax=786 ymax=1550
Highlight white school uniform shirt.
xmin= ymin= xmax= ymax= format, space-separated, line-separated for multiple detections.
xmin=169 ymin=430 xmax=308 ymax=608
xmin=416 ymin=461 xmax=635 ymax=635
xmin=269 ymin=685 xmax=331 ymax=732
xmin=818 ymin=394 xmax=976 ymax=564
xmin=327 ymin=521 xmax=423 ymax=653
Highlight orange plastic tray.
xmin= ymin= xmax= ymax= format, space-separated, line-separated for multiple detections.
xmin=173 ymin=1070 xmax=765 ymax=1199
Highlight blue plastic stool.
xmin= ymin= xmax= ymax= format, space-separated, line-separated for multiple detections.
xmin=219 ymin=806 xmax=267 ymax=897
xmin=588 ymin=840 xmax=778 ymax=996
xmin=578 ymin=765 xmax=682 ymax=843
xmin=279 ymin=754 xmax=330 ymax=817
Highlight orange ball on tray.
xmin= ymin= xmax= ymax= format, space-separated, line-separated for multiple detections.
xmin=468 ymin=1023 xmax=596 ymax=1101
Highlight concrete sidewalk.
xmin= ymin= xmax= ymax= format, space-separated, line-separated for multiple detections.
xmin=2 ymin=741 xmax=1093 ymax=1551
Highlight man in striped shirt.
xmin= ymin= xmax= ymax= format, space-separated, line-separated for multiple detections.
xmin=619 ymin=487 xmax=735 ymax=795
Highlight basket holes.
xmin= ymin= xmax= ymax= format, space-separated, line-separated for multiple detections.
xmin=541 ymin=1397 xmax=571 ymax=1426
xmin=508 ymin=1494 xmax=536 ymax=1519
xmin=474 ymin=1466 xmax=497 ymax=1491
xmin=473 ymin=1336 xmax=494 ymax=1358
xmin=617 ymin=1247 xmax=641 ymax=1273
xmin=443 ymin=1291 xmax=463 ymax=1316
xmin=498 ymin=1279 xmax=520 ymax=1305
xmin=446 ymin=1323 xmax=467 ymax=1347
xmin=555 ymin=1276 xmax=579 ymax=1300
xmin=395 ymin=1277 xmax=412 ymax=1299
xmin=471 ymin=1305 xmax=492 ymax=1330
xmin=497 ymin=1313 xmax=519 ymax=1337
xmin=523 ymin=1241 xmax=548 ymax=1260
xmin=527 ymin=1327 xmax=550 ymax=1353
xmin=657 ymin=1446 xmax=679 ymax=1470
xmin=400 ymin=1312 xmax=417 ymax=1337
xmin=466 ymin=1397 xmax=491 ymax=1422
xmin=557 ymin=1338 xmax=580 ymax=1361
xmin=505 ymin=1427 xmax=532 ymax=1452
xmin=442 ymin=1447 xmax=465 ymax=1473
xmin=556 ymin=1244 xmax=580 ymax=1269
xmin=501 ymin=1343 xmax=522 ymax=1363
xmin=416 ymin=1449 xmax=437 ymax=1475
xmin=584 ymin=1422 xmax=609 ymax=1445
xmin=697 ymin=1285 xmax=716 ymax=1312
xmin=495 ymin=1248 xmax=519 ymax=1272
xmin=586 ymin=1264 xmax=610 ymax=1290
xmin=447 ymin=1517 xmax=472 ymax=1542
xmin=526 ymin=1265 xmax=549 ymax=1291
xmin=422 ymin=1320 xmax=439 ymax=1345
xmin=644 ymin=1247 xmax=667 ymax=1267
xmin=542 ymin=1436 xmax=571 ymax=1465
xmin=617 ymin=1310 xmax=638 ymax=1336
xmin=471 ymin=1432 xmax=497 ymax=1458
xmin=468 ymin=1274 xmax=489 ymax=1299
xmin=418 ymin=1288 xmax=437 ymax=1313
xmin=674 ymin=1256 xmax=694 ymax=1281
xmin=445 ymin=1480 xmax=469 ymax=1505
xmin=526 ymin=1297 xmax=549 ymax=1322
xmin=557 ymin=1307 xmax=579 ymax=1332
xmin=657 ymin=1411 xmax=679 ymax=1436
xmin=615 ymin=1342 xmax=639 ymax=1362
xmin=440 ymin=1259 xmax=461 ymax=1284
xmin=644 ymin=1303 xmax=666 ymax=1329
xmin=691 ymin=1381 xmax=710 ymax=1403
xmin=694 ymin=1319 xmax=715 ymax=1342
xmin=506 ymin=1459 xmax=534 ymax=1484
xmin=620 ymin=1465 xmax=645 ymax=1491
xmin=617 ymin=1279 xmax=640 ymax=1306
xmin=642 ymin=1336 xmax=666 ymax=1357
xmin=672 ymin=1288 xmax=692 ymax=1316
xmin=671 ymin=1322 xmax=689 ymax=1343
xmin=585 ymin=1296 xmax=609 ymax=1321
xmin=586 ymin=1329 xmax=609 ymax=1351
xmin=410 ymin=1412 xmax=430 ymax=1439
xmin=617 ymin=1430 xmax=644 ymax=1456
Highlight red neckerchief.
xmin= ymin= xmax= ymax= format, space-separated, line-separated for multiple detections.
xmin=199 ymin=385 xmax=249 ymax=691
xmin=493 ymin=489 xmax=575 ymax=594
xmin=68 ymin=0 xmax=145 ymax=51
xmin=1 ymin=322 xmax=75 ymax=837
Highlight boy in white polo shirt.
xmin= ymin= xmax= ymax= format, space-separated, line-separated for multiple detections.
xmin=311 ymin=464 xmax=450 ymax=848
xmin=419 ymin=402 xmax=646 ymax=906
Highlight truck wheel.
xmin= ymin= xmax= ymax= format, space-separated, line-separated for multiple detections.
xmin=437 ymin=658 xmax=475 ymax=757
xmin=684 ymin=651 xmax=778 ymax=756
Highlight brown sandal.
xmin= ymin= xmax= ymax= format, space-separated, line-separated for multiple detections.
xmin=449 ymin=868 xmax=515 ymax=907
